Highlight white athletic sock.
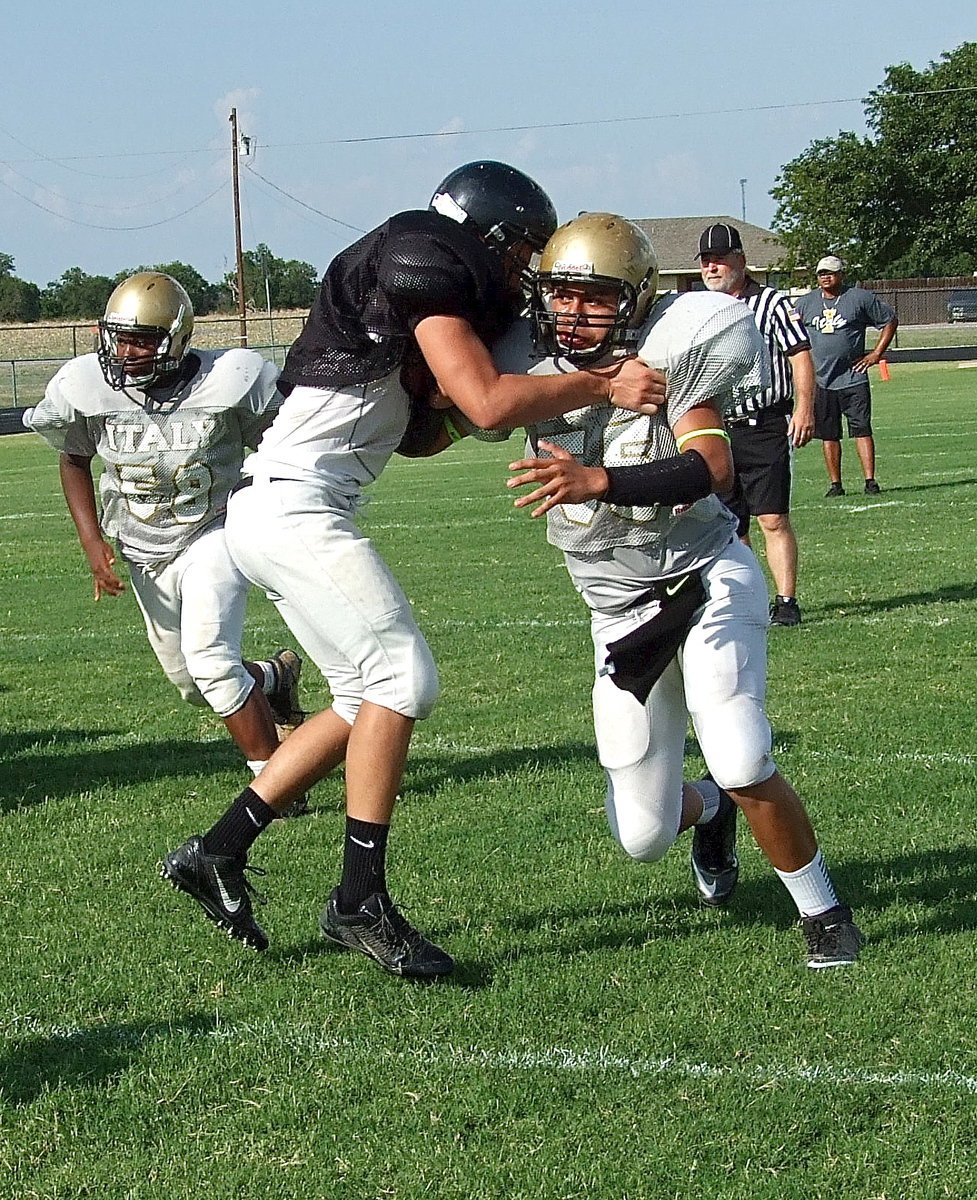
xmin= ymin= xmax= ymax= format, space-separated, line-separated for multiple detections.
xmin=247 ymin=759 xmax=269 ymax=777
xmin=255 ymin=661 xmax=276 ymax=693
xmin=774 ymin=850 xmax=840 ymax=917
xmin=693 ymin=776 xmax=721 ymax=825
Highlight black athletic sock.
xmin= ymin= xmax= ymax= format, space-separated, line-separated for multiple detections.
xmin=201 ymin=786 xmax=277 ymax=858
xmin=338 ymin=816 xmax=390 ymax=912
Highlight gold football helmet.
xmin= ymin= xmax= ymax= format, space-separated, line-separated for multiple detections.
xmin=531 ymin=213 xmax=659 ymax=361
xmin=97 ymin=271 xmax=194 ymax=390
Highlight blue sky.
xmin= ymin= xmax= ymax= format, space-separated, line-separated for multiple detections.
xmin=1 ymin=2 xmax=973 ymax=289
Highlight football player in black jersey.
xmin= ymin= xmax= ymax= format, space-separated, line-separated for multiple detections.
xmin=162 ymin=161 xmax=666 ymax=977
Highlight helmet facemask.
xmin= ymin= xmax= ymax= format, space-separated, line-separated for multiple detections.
xmin=480 ymin=222 xmax=550 ymax=295
xmin=532 ymin=272 xmax=641 ymax=363
xmin=97 ymin=322 xmax=184 ymax=391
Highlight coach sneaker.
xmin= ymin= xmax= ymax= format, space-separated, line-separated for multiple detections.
xmin=320 ymin=888 xmax=454 ymax=979
xmin=864 ymin=479 xmax=881 ymax=495
xmin=161 ymin=836 xmax=268 ymax=951
xmin=268 ymin=649 xmax=304 ymax=735
xmin=691 ymin=784 xmax=739 ymax=906
xmin=824 ymin=482 xmax=845 ymax=498
xmin=801 ymin=904 xmax=863 ymax=969
xmin=770 ymin=596 xmax=802 ymax=627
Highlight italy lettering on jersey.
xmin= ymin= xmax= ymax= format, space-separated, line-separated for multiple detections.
xmin=529 ymin=291 xmax=766 ymax=560
xmin=25 ymin=349 xmax=281 ymax=567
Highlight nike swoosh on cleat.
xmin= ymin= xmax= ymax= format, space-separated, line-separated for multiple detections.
xmin=216 ymin=875 xmax=242 ymax=914
xmin=349 ymin=836 xmax=375 ymax=849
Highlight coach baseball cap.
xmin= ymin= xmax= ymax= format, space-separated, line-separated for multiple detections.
xmin=696 ymin=223 xmax=744 ymax=258
xmin=816 ymin=255 xmax=845 ymax=273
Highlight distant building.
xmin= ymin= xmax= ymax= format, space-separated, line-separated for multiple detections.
xmin=631 ymin=215 xmax=793 ymax=293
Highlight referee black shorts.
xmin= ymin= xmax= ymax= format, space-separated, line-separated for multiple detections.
xmin=725 ymin=407 xmax=793 ymax=533
xmin=814 ymin=383 xmax=873 ymax=441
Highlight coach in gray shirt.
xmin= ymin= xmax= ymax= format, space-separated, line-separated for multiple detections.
xmin=795 ymin=256 xmax=897 ymax=497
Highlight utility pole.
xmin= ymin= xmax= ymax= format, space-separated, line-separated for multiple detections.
xmin=739 ymin=178 xmax=748 ymax=224
xmin=229 ymin=108 xmax=247 ymax=347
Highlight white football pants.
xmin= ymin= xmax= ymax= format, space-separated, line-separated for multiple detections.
xmin=125 ymin=525 xmax=255 ymax=718
xmin=590 ymin=538 xmax=775 ymax=863
xmin=225 ymin=478 xmax=439 ymax=724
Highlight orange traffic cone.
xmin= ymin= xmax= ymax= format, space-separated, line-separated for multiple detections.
xmin=879 ymin=359 xmax=891 ymax=381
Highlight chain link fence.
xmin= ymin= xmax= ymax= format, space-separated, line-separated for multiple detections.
xmin=0 ymin=312 xmax=306 ymax=411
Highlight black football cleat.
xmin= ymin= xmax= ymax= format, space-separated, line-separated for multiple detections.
xmin=320 ymin=888 xmax=454 ymax=979
xmin=267 ymin=649 xmax=305 ymax=735
xmin=769 ymin=595 xmax=802 ymax=627
xmin=801 ymin=904 xmax=863 ymax=968
xmin=824 ymin=482 xmax=845 ymax=498
xmin=161 ymin=836 xmax=268 ymax=951
xmin=275 ymin=793 xmax=310 ymax=819
xmin=691 ymin=783 xmax=739 ymax=906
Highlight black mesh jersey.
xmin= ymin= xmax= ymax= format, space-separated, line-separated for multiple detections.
xmin=280 ymin=209 xmax=518 ymax=394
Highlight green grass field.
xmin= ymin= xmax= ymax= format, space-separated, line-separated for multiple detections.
xmin=2 ymin=360 xmax=977 ymax=1198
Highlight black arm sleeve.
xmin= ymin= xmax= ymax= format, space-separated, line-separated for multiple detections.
xmin=603 ymin=449 xmax=712 ymax=508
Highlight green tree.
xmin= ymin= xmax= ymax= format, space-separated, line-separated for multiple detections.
xmin=222 ymin=244 xmax=318 ymax=312
xmin=772 ymin=42 xmax=977 ymax=277
xmin=0 ymin=253 xmax=41 ymax=322
xmin=40 ymin=267 xmax=116 ymax=320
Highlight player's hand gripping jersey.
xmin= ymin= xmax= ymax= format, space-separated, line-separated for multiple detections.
xmin=529 ymin=291 xmax=767 ymax=563
xmin=25 ymin=349 xmax=281 ymax=568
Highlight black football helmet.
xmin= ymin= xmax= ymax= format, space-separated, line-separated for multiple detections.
xmin=429 ymin=160 xmax=557 ymax=289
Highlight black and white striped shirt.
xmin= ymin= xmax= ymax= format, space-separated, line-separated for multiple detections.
xmin=728 ymin=282 xmax=810 ymax=419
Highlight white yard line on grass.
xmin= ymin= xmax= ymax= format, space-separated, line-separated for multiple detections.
xmin=365 ymin=515 xmax=520 ymax=530
xmin=802 ymin=748 xmax=977 ymax=768
xmin=7 ymin=1017 xmax=977 ymax=1095
xmin=0 ymin=511 xmax=62 ymax=520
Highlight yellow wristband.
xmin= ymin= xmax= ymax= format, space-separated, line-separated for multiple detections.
xmin=443 ymin=414 xmax=464 ymax=443
xmin=676 ymin=427 xmax=730 ymax=452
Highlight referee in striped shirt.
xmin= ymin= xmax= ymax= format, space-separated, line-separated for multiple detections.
xmin=697 ymin=223 xmax=815 ymax=627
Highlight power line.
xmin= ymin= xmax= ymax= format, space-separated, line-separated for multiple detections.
xmin=236 ymin=86 xmax=977 ymax=149
xmin=243 ymin=165 xmax=366 ymax=234
xmin=0 ymin=173 xmax=229 ymax=231
xmin=0 ymin=120 xmax=219 ymax=175
xmin=0 ymin=156 xmax=214 ymax=214
xmin=1 ymin=86 xmax=974 ymax=167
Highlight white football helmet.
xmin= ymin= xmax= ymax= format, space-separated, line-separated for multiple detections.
xmin=97 ymin=272 xmax=194 ymax=390
xmin=532 ymin=213 xmax=659 ymax=362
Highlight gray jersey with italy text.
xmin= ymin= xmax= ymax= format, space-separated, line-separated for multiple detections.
xmin=25 ymin=349 xmax=281 ymax=568
xmin=527 ymin=292 xmax=766 ymax=614
xmin=529 ymin=290 xmax=765 ymax=550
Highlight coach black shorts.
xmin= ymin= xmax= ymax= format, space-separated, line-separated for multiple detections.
xmin=815 ymin=383 xmax=873 ymax=441
xmin=725 ymin=407 xmax=793 ymax=531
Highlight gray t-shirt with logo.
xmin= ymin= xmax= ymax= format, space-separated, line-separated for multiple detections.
xmin=795 ymin=285 xmax=896 ymax=390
